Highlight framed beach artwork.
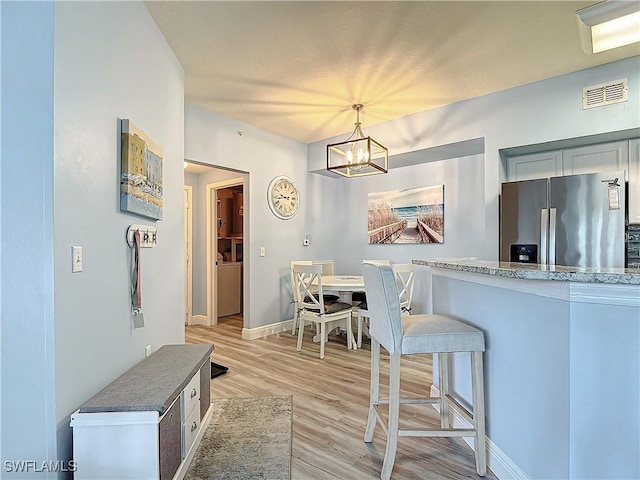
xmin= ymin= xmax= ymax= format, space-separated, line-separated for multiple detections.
xmin=368 ymin=185 xmax=444 ymax=244
xmin=120 ymin=119 xmax=163 ymax=221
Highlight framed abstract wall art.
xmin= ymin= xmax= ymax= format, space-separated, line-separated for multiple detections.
xmin=368 ymin=185 xmax=444 ymax=244
xmin=120 ymin=119 xmax=163 ymax=220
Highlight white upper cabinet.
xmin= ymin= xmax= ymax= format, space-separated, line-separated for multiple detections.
xmin=506 ymin=150 xmax=562 ymax=182
xmin=507 ymin=140 xmax=634 ymax=183
xmin=629 ymin=138 xmax=640 ymax=224
xmin=562 ymin=141 xmax=628 ymax=179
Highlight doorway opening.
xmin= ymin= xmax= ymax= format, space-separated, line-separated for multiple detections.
xmin=213 ymin=182 xmax=243 ymax=321
xmin=184 ymin=161 xmax=248 ymax=335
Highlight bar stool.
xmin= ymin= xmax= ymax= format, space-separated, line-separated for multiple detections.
xmin=361 ymin=263 xmax=486 ymax=479
xmin=355 ymin=260 xmax=391 ymax=348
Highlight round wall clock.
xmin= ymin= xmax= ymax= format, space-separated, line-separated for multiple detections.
xmin=267 ymin=175 xmax=299 ymax=220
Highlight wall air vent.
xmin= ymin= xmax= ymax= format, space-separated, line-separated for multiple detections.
xmin=583 ymin=78 xmax=628 ymax=109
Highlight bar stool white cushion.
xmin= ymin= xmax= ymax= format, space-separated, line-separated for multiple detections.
xmin=402 ymin=314 xmax=485 ymax=354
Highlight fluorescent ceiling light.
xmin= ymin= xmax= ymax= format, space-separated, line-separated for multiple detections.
xmin=576 ymin=1 xmax=640 ymax=54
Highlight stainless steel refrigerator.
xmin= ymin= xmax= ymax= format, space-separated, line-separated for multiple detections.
xmin=500 ymin=171 xmax=626 ymax=268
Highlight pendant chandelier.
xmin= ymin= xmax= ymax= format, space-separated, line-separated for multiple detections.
xmin=326 ymin=104 xmax=388 ymax=178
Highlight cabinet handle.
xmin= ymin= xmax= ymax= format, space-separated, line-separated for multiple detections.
xmin=191 ymin=421 xmax=198 ymax=432
xmin=190 ymin=388 xmax=198 ymax=399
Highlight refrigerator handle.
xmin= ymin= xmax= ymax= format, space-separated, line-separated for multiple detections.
xmin=541 ymin=209 xmax=548 ymax=264
xmin=549 ymin=208 xmax=557 ymax=266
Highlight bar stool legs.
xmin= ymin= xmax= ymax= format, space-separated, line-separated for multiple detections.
xmin=438 ymin=352 xmax=451 ymax=429
xmin=472 ymin=350 xmax=487 ymax=476
xmin=365 ymin=342 xmax=487 ymax=479
xmin=364 ymin=338 xmax=380 ymax=444
xmin=364 ymin=340 xmax=401 ymax=480
xmin=382 ymin=354 xmax=401 ymax=480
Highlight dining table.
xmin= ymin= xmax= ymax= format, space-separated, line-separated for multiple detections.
xmin=318 ymin=275 xmax=365 ymax=303
xmin=311 ymin=275 xmax=365 ymax=350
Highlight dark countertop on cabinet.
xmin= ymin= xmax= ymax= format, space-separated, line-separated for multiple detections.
xmin=79 ymin=343 xmax=213 ymax=415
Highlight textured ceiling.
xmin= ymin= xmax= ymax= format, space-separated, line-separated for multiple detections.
xmin=147 ymin=1 xmax=640 ymax=144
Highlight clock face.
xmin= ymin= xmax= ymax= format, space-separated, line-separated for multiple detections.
xmin=267 ymin=176 xmax=299 ymax=219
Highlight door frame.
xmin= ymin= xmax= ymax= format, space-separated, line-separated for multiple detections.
xmin=184 ymin=185 xmax=193 ymax=326
xmin=206 ymin=177 xmax=245 ymax=326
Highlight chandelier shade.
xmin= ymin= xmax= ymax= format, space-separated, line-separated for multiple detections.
xmin=327 ymin=104 xmax=388 ymax=178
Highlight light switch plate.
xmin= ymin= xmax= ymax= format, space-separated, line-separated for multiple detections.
xmin=72 ymin=246 xmax=83 ymax=273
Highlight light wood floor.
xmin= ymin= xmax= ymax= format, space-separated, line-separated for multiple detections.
xmin=186 ymin=316 xmax=497 ymax=480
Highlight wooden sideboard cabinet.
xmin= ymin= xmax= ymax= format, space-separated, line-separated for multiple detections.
xmin=70 ymin=344 xmax=213 ymax=480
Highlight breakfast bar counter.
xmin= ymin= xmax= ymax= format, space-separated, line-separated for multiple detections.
xmin=413 ymin=258 xmax=640 ymax=480
xmin=415 ymin=257 xmax=640 ymax=284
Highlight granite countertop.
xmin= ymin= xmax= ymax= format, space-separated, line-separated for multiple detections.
xmin=413 ymin=258 xmax=640 ymax=285
xmin=79 ymin=343 xmax=213 ymax=415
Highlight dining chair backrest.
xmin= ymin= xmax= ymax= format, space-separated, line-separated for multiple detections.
xmin=392 ymin=263 xmax=415 ymax=313
xmin=292 ymin=263 xmax=327 ymax=314
xmin=362 ymin=263 xmax=403 ymax=355
xmin=290 ymin=260 xmax=334 ymax=298
xmin=290 ymin=261 xmax=312 ymax=306
xmin=355 ymin=260 xmax=391 ymax=307
xmin=314 ymin=260 xmax=335 ymax=275
xmin=363 ymin=259 xmax=391 ymax=266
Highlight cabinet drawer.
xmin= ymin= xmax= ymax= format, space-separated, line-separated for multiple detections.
xmin=182 ymin=372 xmax=200 ymax=420
xmin=182 ymin=403 xmax=201 ymax=457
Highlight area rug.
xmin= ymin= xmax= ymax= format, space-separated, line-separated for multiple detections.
xmin=184 ymin=396 xmax=293 ymax=480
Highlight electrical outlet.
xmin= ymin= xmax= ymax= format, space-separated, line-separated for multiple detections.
xmin=145 ymin=345 xmax=152 ymax=357
xmin=303 ymin=235 xmax=310 ymax=246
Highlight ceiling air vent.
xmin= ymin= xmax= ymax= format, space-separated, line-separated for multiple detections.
xmin=583 ymin=78 xmax=628 ymax=109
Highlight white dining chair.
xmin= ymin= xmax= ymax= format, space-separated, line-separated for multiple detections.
xmin=293 ymin=263 xmax=354 ymax=359
xmin=290 ymin=260 xmax=338 ymax=335
xmin=358 ymin=261 xmax=418 ymax=349
xmin=361 ymin=262 xmax=486 ymax=479
xmin=314 ymin=259 xmax=335 ymax=275
xmin=290 ymin=261 xmax=311 ymax=335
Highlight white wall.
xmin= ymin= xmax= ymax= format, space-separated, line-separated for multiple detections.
xmin=53 ymin=1 xmax=185 ymax=468
xmin=309 ymin=56 xmax=640 ymax=262
xmin=1 ymin=2 xmax=57 ymax=473
xmin=185 ymin=106 xmax=314 ymax=328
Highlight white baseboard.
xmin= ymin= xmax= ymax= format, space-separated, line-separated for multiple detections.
xmin=190 ymin=315 xmax=209 ymax=326
xmin=430 ymin=385 xmax=530 ymax=480
xmin=242 ymin=319 xmax=294 ymax=340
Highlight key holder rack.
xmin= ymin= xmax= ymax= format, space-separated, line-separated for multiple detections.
xmin=127 ymin=224 xmax=157 ymax=248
